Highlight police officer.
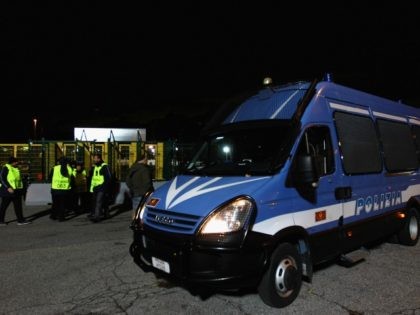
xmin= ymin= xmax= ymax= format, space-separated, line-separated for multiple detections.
xmin=89 ymin=153 xmax=112 ymax=222
xmin=0 ymin=156 xmax=31 ymax=226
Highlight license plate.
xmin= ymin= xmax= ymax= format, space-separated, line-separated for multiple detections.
xmin=152 ymin=256 xmax=170 ymax=273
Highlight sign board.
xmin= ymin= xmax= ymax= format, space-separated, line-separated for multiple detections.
xmin=74 ymin=127 xmax=146 ymax=142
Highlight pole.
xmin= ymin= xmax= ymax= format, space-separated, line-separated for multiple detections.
xmin=33 ymin=118 xmax=37 ymax=140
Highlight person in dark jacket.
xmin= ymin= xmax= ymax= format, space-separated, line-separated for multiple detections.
xmin=126 ymin=153 xmax=154 ymax=211
xmin=72 ymin=161 xmax=89 ymax=213
xmin=50 ymin=157 xmax=73 ymax=221
xmin=0 ymin=156 xmax=31 ymax=226
xmin=89 ymin=153 xmax=112 ymax=222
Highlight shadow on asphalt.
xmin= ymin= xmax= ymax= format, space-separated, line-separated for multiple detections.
xmin=150 ymin=272 xmax=258 ymax=302
xmin=24 ymin=202 xmax=132 ymax=223
xmin=26 ymin=208 xmax=52 ymax=222
xmin=108 ymin=203 xmax=132 ymax=219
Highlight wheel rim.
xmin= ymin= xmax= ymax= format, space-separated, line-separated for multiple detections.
xmin=274 ymin=256 xmax=298 ymax=298
xmin=409 ymin=216 xmax=418 ymax=241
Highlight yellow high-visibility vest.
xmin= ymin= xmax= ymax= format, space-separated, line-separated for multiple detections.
xmin=4 ymin=163 xmax=23 ymax=189
xmin=90 ymin=163 xmax=107 ymax=192
xmin=51 ymin=165 xmax=72 ymax=190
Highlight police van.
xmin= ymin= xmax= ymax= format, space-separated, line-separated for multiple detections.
xmin=130 ymin=77 xmax=420 ymax=308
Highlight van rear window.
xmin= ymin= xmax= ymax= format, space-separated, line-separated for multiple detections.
xmin=334 ymin=112 xmax=382 ymax=174
xmin=377 ymin=119 xmax=418 ymax=172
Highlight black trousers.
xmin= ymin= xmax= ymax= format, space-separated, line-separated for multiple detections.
xmin=0 ymin=194 xmax=24 ymax=223
xmin=51 ymin=191 xmax=71 ymax=220
xmin=74 ymin=192 xmax=90 ymax=213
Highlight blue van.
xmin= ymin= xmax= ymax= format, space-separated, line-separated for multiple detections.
xmin=130 ymin=77 xmax=420 ymax=308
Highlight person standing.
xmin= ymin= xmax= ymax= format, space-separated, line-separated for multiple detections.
xmin=126 ymin=153 xmax=154 ymax=211
xmin=50 ymin=157 xmax=73 ymax=221
xmin=0 ymin=156 xmax=31 ymax=226
xmin=89 ymin=153 xmax=112 ymax=222
xmin=73 ymin=161 xmax=89 ymax=214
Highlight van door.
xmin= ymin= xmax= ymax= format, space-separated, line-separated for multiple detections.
xmin=333 ymin=110 xmax=384 ymax=252
xmin=290 ymin=125 xmax=343 ymax=263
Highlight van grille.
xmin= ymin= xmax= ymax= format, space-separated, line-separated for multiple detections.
xmin=144 ymin=208 xmax=202 ymax=234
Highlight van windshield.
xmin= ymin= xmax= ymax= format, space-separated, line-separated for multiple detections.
xmin=183 ymin=120 xmax=296 ymax=176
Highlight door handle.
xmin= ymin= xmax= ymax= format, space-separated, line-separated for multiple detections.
xmin=335 ymin=186 xmax=352 ymax=200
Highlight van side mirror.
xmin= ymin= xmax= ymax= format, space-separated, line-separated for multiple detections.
xmin=291 ymin=155 xmax=319 ymax=203
xmin=294 ymin=155 xmax=319 ymax=188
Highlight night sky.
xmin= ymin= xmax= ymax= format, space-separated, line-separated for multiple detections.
xmin=3 ymin=3 xmax=420 ymax=142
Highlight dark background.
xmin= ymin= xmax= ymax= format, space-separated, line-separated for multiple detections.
xmin=3 ymin=3 xmax=420 ymax=142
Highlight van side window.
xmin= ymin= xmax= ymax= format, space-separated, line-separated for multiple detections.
xmin=296 ymin=126 xmax=334 ymax=176
xmin=377 ymin=119 xmax=418 ymax=172
xmin=411 ymin=125 xmax=420 ymax=163
xmin=334 ymin=112 xmax=382 ymax=174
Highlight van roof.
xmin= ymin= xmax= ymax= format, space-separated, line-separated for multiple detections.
xmin=316 ymin=81 xmax=420 ymax=119
xmin=204 ymin=79 xmax=420 ymax=134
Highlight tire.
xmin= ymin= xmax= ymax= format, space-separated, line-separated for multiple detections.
xmin=397 ymin=208 xmax=420 ymax=246
xmin=258 ymin=243 xmax=302 ymax=308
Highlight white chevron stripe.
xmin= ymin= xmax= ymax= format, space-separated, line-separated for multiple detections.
xmin=167 ymin=177 xmax=269 ymax=209
xmin=165 ymin=176 xmax=200 ymax=209
xmin=253 ymin=203 xmax=345 ymax=235
xmin=253 ymin=183 xmax=420 ymax=236
xmin=401 ymin=184 xmax=420 ymax=202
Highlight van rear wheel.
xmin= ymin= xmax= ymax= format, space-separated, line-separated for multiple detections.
xmin=258 ymin=243 xmax=302 ymax=308
xmin=397 ymin=208 xmax=419 ymax=246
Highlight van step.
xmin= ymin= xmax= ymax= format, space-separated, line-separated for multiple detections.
xmin=338 ymin=248 xmax=369 ymax=267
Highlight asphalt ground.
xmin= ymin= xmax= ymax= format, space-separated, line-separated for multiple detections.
xmin=0 ymin=203 xmax=419 ymax=315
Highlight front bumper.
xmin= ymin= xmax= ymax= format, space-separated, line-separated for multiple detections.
xmin=130 ymin=225 xmax=270 ymax=290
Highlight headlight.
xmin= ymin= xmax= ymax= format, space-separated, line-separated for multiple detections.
xmin=200 ymin=198 xmax=253 ymax=234
xmin=196 ymin=197 xmax=255 ymax=247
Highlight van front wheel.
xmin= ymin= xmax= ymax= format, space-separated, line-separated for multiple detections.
xmin=398 ymin=208 xmax=420 ymax=246
xmin=258 ymin=243 xmax=302 ymax=308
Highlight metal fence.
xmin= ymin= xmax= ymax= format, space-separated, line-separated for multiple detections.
xmin=0 ymin=140 xmax=196 ymax=184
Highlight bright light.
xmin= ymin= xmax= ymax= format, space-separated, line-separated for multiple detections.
xmin=200 ymin=198 xmax=253 ymax=234
xmin=200 ymin=217 xmax=232 ymax=234
xmin=148 ymin=145 xmax=156 ymax=154
xmin=33 ymin=118 xmax=38 ymax=139
xmin=222 ymin=145 xmax=231 ymax=160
